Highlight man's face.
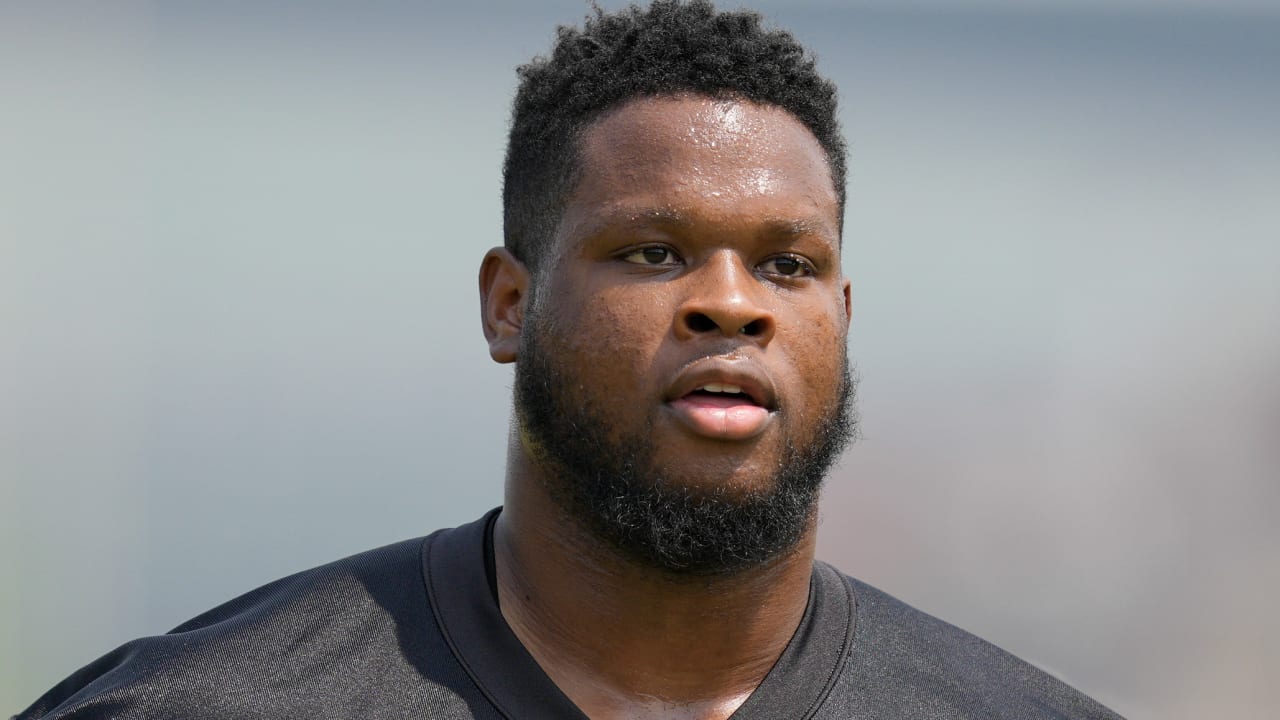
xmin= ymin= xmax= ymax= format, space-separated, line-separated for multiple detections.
xmin=515 ymin=95 xmax=854 ymax=574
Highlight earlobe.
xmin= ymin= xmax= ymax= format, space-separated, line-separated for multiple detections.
xmin=479 ymin=247 xmax=530 ymax=364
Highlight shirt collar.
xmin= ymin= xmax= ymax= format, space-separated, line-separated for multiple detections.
xmin=422 ymin=508 xmax=855 ymax=719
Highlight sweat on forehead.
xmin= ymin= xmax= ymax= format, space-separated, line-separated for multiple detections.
xmin=543 ymin=96 xmax=841 ymax=263
xmin=575 ymin=95 xmax=836 ymax=199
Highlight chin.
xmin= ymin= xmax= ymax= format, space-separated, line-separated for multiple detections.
xmin=650 ymin=463 xmax=788 ymax=501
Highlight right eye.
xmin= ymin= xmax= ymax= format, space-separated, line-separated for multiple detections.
xmin=621 ymin=246 xmax=681 ymax=266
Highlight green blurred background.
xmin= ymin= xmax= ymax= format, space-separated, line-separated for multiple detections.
xmin=3 ymin=1 xmax=1278 ymax=717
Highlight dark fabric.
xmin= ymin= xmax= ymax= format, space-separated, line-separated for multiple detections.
xmin=425 ymin=511 xmax=585 ymax=719
xmin=15 ymin=510 xmax=1123 ymax=719
xmin=822 ymin=579 xmax=1120 ymax=719
xmin=15 ymin=535 xmax=491 ymax=719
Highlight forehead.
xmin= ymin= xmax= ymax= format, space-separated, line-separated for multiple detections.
xmin=563 ymin=95 xmax=839 ymax=237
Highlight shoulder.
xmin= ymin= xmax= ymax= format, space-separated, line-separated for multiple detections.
xmin=168 ymin=535 xmax=431 ymax=638
xmin=818 ymin=566 xmax=1124 ymax=719
xmin=16 ymin=537 xmax=455 ymax=720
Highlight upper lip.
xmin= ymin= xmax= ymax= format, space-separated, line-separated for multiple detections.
xmin=664 ymin=357 xmax=778 ymax=410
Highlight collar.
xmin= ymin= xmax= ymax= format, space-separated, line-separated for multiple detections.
xmin=422 ymin=508 xmax=855 ymax=719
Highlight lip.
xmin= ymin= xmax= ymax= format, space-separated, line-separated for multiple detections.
xmin=662 ymin=357 xmax=778 ymax=441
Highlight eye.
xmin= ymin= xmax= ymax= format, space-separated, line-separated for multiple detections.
xmin=622 ymin=246 xmax=681 ymax=266
xmin=758 ymin=254 xmax=813 ymax=278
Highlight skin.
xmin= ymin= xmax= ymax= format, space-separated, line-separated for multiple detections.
xmin=478 ymin=95 xmax=852 ymax=720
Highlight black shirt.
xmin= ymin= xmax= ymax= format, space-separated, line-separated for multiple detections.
xmin=16 ymin=510 xmax=1123 ymax=719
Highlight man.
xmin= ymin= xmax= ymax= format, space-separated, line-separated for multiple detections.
xmin=17 ymin=2 xmax=1121 ymax=718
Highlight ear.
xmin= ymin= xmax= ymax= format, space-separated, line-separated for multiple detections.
xmin=479 ymin=247 xmax=530 ymax=364
xmin=841 ymin=277 xmax=853 ymax=331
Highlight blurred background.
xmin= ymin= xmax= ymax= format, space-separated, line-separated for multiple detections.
xmin=2 ymin=1 xmax=1277 ymax=717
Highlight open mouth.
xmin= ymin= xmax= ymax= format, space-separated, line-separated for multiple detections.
xmin=681 ymin=383 xmax=762 ymax=409
xmin=669 ymin=382 xmax=772 ymax=440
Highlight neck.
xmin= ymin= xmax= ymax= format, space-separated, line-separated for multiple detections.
xmin=494 ymin=449 xmax=816 ymax=720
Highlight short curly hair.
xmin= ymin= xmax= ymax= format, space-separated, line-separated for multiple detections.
xmin=502 ymin=0 xmax=846 ymax=273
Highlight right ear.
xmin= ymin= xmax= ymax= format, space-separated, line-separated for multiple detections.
xmin=479 ymin=247 xmax=530 ymax=364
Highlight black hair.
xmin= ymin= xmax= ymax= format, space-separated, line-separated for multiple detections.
xmin=502 ymin=0 xmax=846 ymax=273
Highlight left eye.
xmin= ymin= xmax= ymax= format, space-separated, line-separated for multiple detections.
xmin=759 ymin=255 xmax=812 ymax=277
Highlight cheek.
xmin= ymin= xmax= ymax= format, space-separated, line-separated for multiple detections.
xmin=552 ymin=285 xmax=668 ymax=395
xmin=780 ymin=301 xmax=849 ymax=410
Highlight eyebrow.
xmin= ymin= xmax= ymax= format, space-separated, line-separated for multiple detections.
xmin=757 ymin=217 xmax=837 ymax=240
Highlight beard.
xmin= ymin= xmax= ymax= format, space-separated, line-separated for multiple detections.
xmin=514 ymin=320 xmax=858 ymax=577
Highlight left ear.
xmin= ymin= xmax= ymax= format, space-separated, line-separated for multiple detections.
xmin=478 ymin=247 xmax=530 ymax=364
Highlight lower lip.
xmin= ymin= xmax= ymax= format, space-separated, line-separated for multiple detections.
xmin=667 ymin=395 xmax=772 ymax=441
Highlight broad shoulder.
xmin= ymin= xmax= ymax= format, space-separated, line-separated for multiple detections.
xmin=167 ymin=535 xmax=430 ymax=638
xmin=15 ymin=536 xmax=469 ymax=720
xmin=818 ymin=567 xmax=1124 ymax=719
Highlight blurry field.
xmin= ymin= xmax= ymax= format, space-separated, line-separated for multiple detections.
xmin=3 ymin=1 xmax=1278 ymax=717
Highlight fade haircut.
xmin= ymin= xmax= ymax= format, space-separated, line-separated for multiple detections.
xmin=502 ymin=0 xmax=846 ymax=274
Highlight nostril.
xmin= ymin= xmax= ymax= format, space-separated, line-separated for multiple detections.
xmin=740 ymin=319 xmax=767 ymax=337
xmin=685 ymin=312 xmax=718 ymax=333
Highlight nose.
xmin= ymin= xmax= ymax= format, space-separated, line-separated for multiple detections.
xmin=674 ymin=251 xmax=776 ymax=345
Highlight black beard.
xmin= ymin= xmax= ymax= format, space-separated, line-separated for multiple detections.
xmin=514 ymin=322 xmax=858 ymax=577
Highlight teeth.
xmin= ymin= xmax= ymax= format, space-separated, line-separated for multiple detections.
xmin=699 ymin=383 xmax=744 ymax=394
